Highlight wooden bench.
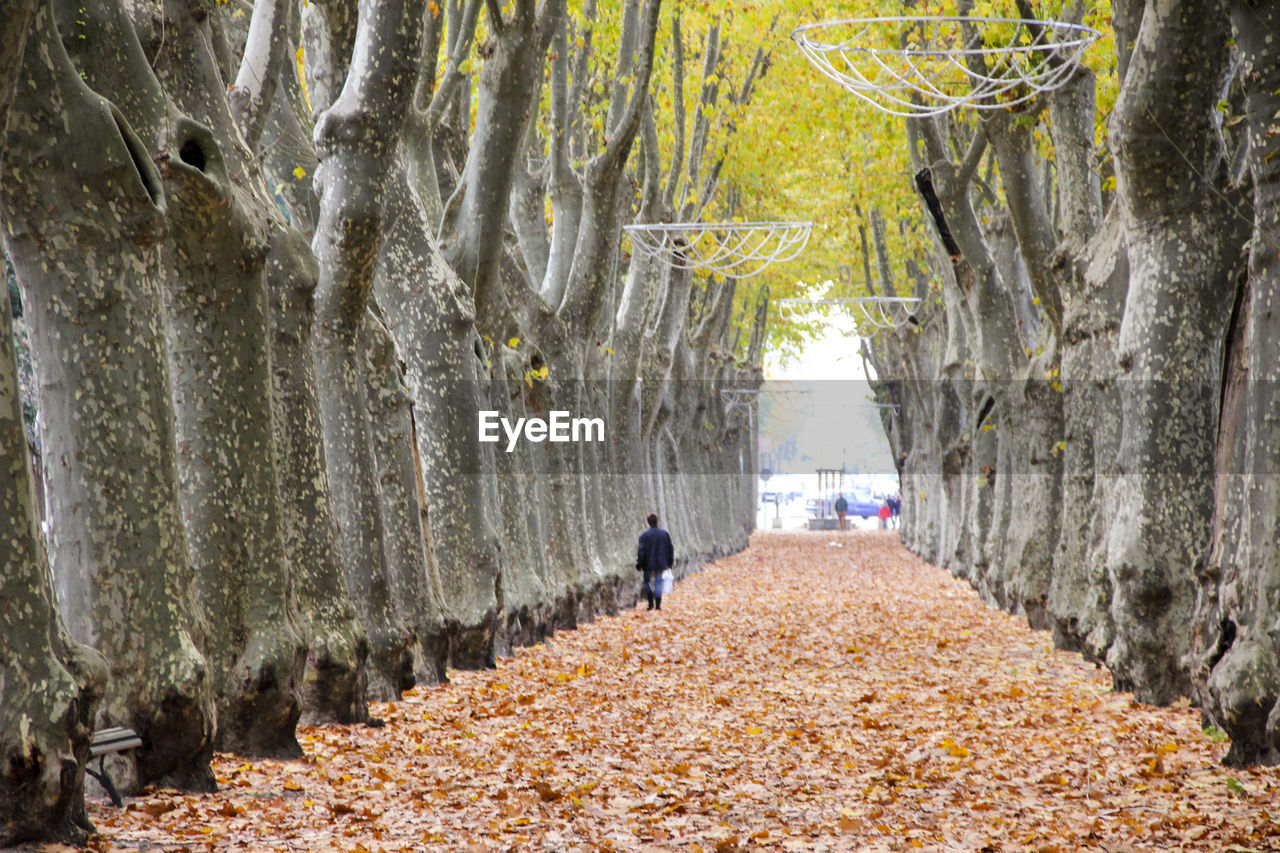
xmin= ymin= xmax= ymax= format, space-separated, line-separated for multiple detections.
xmin=87 ymin=726 xmax=141 ymax=806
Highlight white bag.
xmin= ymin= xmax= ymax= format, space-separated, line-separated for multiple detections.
xmin=658 ymin=569 xmax=674 ymax=596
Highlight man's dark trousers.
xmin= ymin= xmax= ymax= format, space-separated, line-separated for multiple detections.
xmin=637 ymin=524 xmax=674 ymax=610
xmin=642 ymin=569 xmax=661 ymax=609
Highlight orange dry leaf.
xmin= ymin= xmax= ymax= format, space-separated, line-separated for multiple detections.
xmin=88 ymin=533 xmax=1280 ymax=852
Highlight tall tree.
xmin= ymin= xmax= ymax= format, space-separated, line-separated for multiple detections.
xmin=309 ymin=0 xmax=428 ymax=695
xmin=266 ymin=228 xmax=372 ymax=724
xmin=1192 ymin=0 xmax=1280 ymax=765
xmin=140 ymin=0 xmax=308 ymax=754
xmin=0 ymin=7 xmax=109 ymax=842
xmin=4 ymin=0 xmax=217 ymax=789
xmin=1105 ymin=0 xmax=1242 ymax=703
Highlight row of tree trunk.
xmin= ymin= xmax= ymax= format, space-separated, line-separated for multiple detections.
xmin=867 ymin=0 xmax=1280 ymax=768
xmin=0 ymin=0 xmax=764 ymax=844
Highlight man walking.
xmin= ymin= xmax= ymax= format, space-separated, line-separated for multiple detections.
xmin=834 ymin=493 xmax=848 ymax=531
xmin=636 ymin=513 xmax=675 ymax=611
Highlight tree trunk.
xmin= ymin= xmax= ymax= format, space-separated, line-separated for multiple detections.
xmin=1049 ymin=209 xmax=1127 ymax=659
xmin=1193 ymin=0 xmax=1280 ymax=764
xmin=1001 ymin=373 xmax=1063 ymax=629
xmin=487 ymin=343 xmax=557 ymax=652
xmin=161 ymin=161 xmax=308 ymax=753
xmin=84 ymin=0 xmax=313 ymax=757
xmin=266 ymin=228 xmax=371 ymax=724
xmin=1105 ymin=0 xmax=1243 ymax=703
xmin=362 ymin=311 xmax=450 ymax=684
xmin=441 ymin=0 xmax=560 ymax=332
xmin=310 ymin=0 xmax=426 ymax=695
xmin=0 ymin=12 xmax=109 ymax=837
xmin=3 ymin=0 xmax=217 ymax=790
xmin=370 ymin=161 xmax=502 ymax=671
xmin=314 ymin=297 xmax=415 ymax=700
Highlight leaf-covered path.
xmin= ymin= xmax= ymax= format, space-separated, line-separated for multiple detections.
xmin=85 ymin=532 xmax=1279 ymax=852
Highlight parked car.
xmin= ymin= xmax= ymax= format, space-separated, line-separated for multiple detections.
xmin=807 ymin=495 xmax=881 ymax=519
xmin=846 ymin=496 xmax=882 ymax=519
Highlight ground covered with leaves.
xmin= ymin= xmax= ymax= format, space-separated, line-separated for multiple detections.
xmin=74 ymin=532 xmax=1280 ymax=851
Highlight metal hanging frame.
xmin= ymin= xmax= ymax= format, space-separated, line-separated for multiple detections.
xmin=720 ymin=388 xmax=760 ymax=416
xmin=776 ymin=296 xmax=921 ymax=330
xmin=791 ymin=16 xmax=1101 ymax=118
xmin=624 ymin=221 xmax=813 ymax=278
xmin=720 ymin=388 xmax=760 ymax=430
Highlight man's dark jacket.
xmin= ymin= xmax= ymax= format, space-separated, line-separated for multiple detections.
xmin=636 ymin=526 xmax=675 ymax=573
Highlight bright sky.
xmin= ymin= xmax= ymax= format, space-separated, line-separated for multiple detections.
xmin=763 ymin=316 xmax=871 ymax=382
xmin=756 ymin=313 xmax=895 ymax=480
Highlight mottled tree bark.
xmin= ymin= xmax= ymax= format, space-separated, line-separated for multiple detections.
xmin=487 ymin=343 xmax=557 ymax=651
xmin=231 ymin=0 xmax=376 ymax=723
xmin=1049 ymin=211 xmax=1126 ymax=660
xmin=160 ymin=155 xmax=307 ymax=754
xmin=370 ymin=161 xmax=502 ymax=671
xmin=440 ymin=0 xmax=562 ymax=331
xmin=83 ymin=0 xmax=313 ymax=756
xmin=1106 ymin=0 xmax=1243 ymax=703
xmin=267 ymin=229 xmax=371 ymax=724
xmin=361 ymin=311 xmax=450 ymax=684
xmin=311 ymin=0 xmax=426 ymax=698
xmin=0 ymin=282 xmax=107 ymax=843
xmin=1193 ymin=0 xmax=1280 ymax=764
xmin=4 ymin=0 xmax=216 ymax=789
xmin=0 ymin=12 xmax=108 ymax=844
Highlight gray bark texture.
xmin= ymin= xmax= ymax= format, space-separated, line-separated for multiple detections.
xmin=361 ymin=311 xmax=449 ymax=685
xmin=1191 ymin=0 xmax=1280 ymax=766
xmin=3 ymin=0 xmax=217 ymax=790
xmin=0 ymin=11 xmax=109 ymax=841
xmin=2 ymin=0 xmax=785 ymax=839
xmin=267 ymin=228 xmax=372 ymax=725
xmin=135 ymin=0 xmax=309 ymax=756
xmin=1 ymin=15 xmax=108 ymax=844
xmin=369 ymin=160 xmax=502 ymax=671
xmin=1105 ymin=0 xmax=1241 ymax=703
xmin=440 ymin=0 xmax=561 ymax=331
xmin=871 ymin=0 xmax=1280 ymax=766
xmin=0 ymin=276 xmax=107 ymax=846
xmin=310 ymin=0 xmax=427 ymax=699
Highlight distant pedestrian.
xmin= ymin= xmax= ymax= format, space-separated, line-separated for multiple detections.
xmin=878 ymin=502 xmax=891 ymax=529
xmin=888 ymin=493 xmax=901 ymax=528
xmin=636 ymin=513 xmax=674 ymax=611
xmin=834 ymin=493 xmax=848 ymax=531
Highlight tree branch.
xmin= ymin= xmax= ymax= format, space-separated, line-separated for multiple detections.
xmin=313 ymin=0 xmax=425 ymax=329
xmin=566 ymin=0 xmax=595 ymax=159
xmin=414 ymin=0 xmax=443 ymax=109
xmin=605 ymin=0 xmax=640 ymax=134
xmin=638 ymin=96 xmax=662 ymax=221
xmin=601 ymin=0 xmax=661 ymax=171
xmin=681 ymin=18 xmax=721 ymax=211
xmin=858 ymin=213 xmax=877 ymax=296
xmin=735 ymin=35 xmax=771 ymax=106
xmin=871 ymin=208 xmax=897 ymax=299
xmin=230 ymin=0 xmax=291 ymax=151
xmin=660 ymin=9 xmax=684 ymax=210
xmin=913 ymin=114 xmax=950 ymax=170
xmin=956 ymin=129 xmax=987 ymax=191
xmin=484 ymin=0 xmax=504 ymax=35
xmin=425 ymin=0 xmax=481 ymax=122
xmin=301 ymin=0 xmax=360 ymax=116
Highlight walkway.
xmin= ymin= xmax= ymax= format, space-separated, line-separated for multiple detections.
xmin=90 ymin=532 xmax=1279 ymax=851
